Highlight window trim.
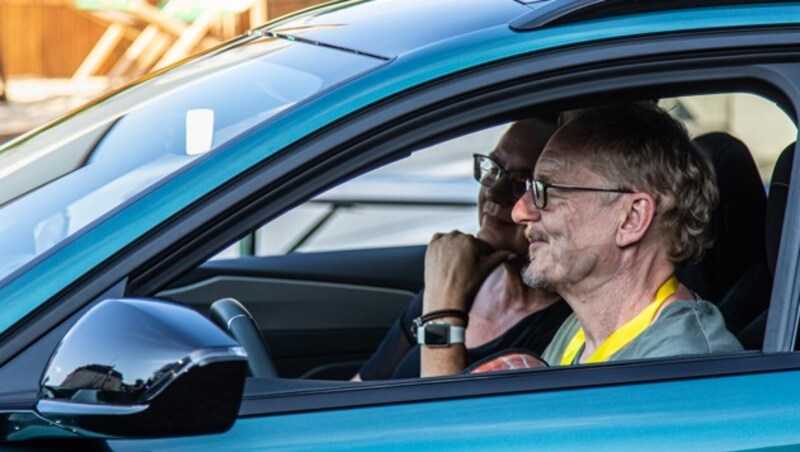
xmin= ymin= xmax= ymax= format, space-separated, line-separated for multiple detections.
xmin=239 ymin=351 xmax=800 ymax=416
xmin=157 ymin=57 xmax=800 ymax=416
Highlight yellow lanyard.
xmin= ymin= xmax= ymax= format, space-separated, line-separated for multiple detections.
xmin=560 ymin=275 xmax=679 ymax=365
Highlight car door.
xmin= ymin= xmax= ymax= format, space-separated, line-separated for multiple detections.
xmin=102 ymin=26 xmax=800 ymax=448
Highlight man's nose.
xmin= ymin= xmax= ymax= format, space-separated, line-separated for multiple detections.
xmin=511 ymin=190 xmax=542 ymax=224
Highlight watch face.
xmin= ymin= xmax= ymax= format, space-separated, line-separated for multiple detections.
xmin=424 ymin=324 xmax=449 ymax=346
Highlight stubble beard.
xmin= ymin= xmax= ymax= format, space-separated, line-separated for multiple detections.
xmin=521 ymin=264 xmax=556 ymax=292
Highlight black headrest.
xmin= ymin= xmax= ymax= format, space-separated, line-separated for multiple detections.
xmin=677 ymin=132 xmax=767 ymax=301
xmin=766 ymin=143 xmax=795 ymax=275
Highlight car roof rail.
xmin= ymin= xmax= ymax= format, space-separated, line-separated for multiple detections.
xmin=510 ymin=0 xmax=796 ymax=31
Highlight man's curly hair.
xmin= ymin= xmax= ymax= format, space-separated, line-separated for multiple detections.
xmin=557 ymin=103 xmax=718 ymax=264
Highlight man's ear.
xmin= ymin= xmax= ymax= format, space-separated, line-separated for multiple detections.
xmin=616 ymin=193 xmax=656 ymax=247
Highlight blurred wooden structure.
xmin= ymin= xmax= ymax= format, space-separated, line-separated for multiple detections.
xmin=72 ymin=0 xmax=252 ymax=80
xmin=0 ymin=0 xmax=323 ymax=78
xmin=0 ymin=28 xmax=5 ymax=100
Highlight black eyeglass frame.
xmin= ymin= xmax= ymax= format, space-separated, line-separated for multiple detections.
xmin=472 ymin=153 xmax=530 ymax=199
xmin=526 ymin=178 xmax=634 ymax=209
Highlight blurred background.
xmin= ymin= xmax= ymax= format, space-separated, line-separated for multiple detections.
xmin=0 ymin=0 xmax=326 ymax=143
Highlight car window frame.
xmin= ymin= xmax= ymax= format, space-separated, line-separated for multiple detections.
xmin=3 ymin=26 xmax=800 ymax=417
xmin=140 ymin=50 xmax=800 ymax=414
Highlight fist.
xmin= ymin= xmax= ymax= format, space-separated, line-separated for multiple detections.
xmin=423 ymin=231 xmax=511 ymax=312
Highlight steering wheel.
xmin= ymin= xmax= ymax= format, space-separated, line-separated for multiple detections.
xmin=209 ymin=297 xmax=278 ymax=378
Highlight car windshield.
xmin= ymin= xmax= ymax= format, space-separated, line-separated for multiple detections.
xmin=0 ymin=33 xmax=382 ymax=283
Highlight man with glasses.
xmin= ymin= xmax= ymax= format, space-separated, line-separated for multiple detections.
xmin=512 ymin=103 xmax=742 ymax=367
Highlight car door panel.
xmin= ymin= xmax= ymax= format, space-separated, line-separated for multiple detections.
xmin=106 ymin=369 xmax=800 ymax=449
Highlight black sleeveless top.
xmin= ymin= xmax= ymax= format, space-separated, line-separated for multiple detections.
xmin=359 ymin=291 xmax=571 ymax=380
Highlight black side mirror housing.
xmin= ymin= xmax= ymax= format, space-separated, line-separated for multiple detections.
xmin=36 ymin=298 xmax=247 ymax=438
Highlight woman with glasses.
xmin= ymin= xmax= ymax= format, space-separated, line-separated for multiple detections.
xmin=355 ymin=118 xmax=571 ymax=380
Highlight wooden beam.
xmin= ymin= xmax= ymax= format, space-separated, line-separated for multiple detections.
xmin=250 ymin=0 xmax=268 ymax=26
xmin=72 ymin=23 xmax=125 ymax=79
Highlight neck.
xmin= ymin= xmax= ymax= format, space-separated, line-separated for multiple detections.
xmin=472 ymin=259 xmax=559 ymax=318
xmin=560 ymin=252 xmax=675 ymax=357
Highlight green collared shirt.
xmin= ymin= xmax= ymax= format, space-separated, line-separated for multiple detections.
xmin=542 ymin=299 xmax=743 ymax=366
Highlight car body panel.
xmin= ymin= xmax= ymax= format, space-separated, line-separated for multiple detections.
xmin=266 ymin=0 xmax=798 ymax=61
xmin=2 ymin=1 xmax=800 ymax=337
xmin=269 ymin=1 xmax=800 ymax=61
xmin=108 ymin=369 xmax=800 ymax=449
xmin=268 ymin=0 xmax=531 ymax=58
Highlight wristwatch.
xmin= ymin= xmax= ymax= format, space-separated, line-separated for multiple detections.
xmin=415 ymin=321 xmax=465 ymax=348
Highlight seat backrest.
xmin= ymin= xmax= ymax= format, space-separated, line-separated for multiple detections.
xmin=676 ymin=132 xmax=771 ymax=335
xmin=766 ymin=144 xmax=795 ymax=276
xmin=737 ymin=142 xmax=795 ymax=349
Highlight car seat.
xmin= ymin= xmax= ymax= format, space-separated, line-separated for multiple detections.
xmin=737 ymin=143 xmax=795 ymax=350
xmin=676 ymin=132 xmax=772 ymax=337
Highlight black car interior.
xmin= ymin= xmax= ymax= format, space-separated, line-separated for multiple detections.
xmin=738 ymin=143 xmax=795 ymax=350
xmin=161 ymin=246 xmax=425 ymax=379
xmin=210 ymin=297 xmax=279 ymax=378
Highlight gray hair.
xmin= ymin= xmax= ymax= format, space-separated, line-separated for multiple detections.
xmin=557 ymin=103 xmax=718 ymax=263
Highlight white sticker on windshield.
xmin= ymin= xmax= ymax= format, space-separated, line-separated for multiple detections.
xmin=186 ymin=109 xmax=215 ymax=155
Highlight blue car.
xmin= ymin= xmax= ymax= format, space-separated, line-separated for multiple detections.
xmin=2 ymin=0 xmax=800 ymax=448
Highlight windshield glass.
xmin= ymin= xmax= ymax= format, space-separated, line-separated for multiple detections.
xmin=0 ymin=34 xmax=382 ymax=282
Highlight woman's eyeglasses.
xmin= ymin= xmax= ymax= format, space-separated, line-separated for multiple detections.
xmin=473 ymin=154 xmax=529 ymax=200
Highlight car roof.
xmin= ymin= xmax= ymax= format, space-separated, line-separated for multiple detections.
xmin=266 ymin=0 xmax=799 ymax=59
xmin=267 ymin=0 xmax=530 ymax=59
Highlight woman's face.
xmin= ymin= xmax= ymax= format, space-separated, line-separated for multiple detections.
xmin=476 ymin=119 xmax=554 ymax=255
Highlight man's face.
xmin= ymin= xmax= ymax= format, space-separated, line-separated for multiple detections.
xmin=511 ymin=137 xmax=624 ymax=292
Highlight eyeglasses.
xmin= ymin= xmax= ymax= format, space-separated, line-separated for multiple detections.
xmin=473 ymin=154 xmax=529 ymax=200
xmin=525 ymin=178 xmax=634 ymax=209
xmin=474 ymin=154 xmax=635 ymax=208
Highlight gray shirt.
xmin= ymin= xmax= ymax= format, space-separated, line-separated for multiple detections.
xmin=542 ymin=299 xmax=743 ymax=366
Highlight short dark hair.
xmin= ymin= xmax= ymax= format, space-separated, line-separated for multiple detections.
xmin=558 ymin=103 xmax=718 ymax=263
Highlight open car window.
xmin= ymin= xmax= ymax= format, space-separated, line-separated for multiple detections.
xmin=211 ymin=125 xmax=513 ymax=259
xmin=159 ymin=90 xmax=796 ymax=385
xmin=214 ymin=93 xmax=795 ymax=260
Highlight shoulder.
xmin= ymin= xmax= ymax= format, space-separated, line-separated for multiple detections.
xmin=659 ymin=298 xmax=739 ymax=349
xmin=541 ymin=312 xmax=580 ymax=365
xmin=615 ymin=299 xmax=743 ymax=361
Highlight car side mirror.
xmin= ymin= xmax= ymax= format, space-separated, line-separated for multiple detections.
xmin=36 ymin=298 xmax=247 ymax=438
